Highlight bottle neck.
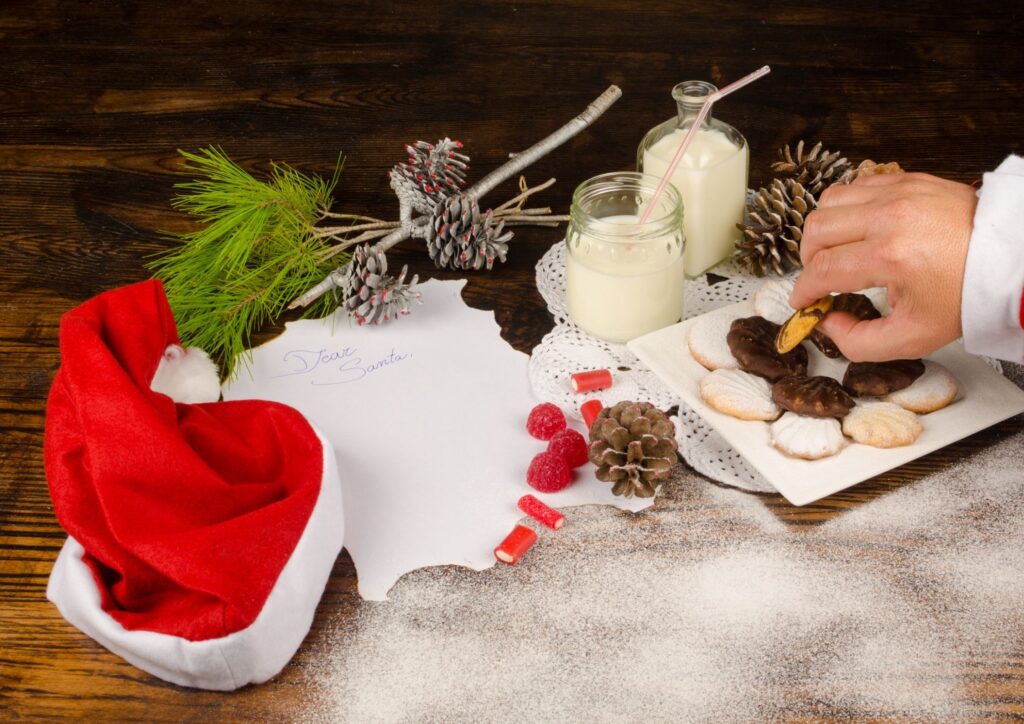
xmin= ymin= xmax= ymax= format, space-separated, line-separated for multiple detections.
xmin=673 ymin=80 xmax=717 ymax=130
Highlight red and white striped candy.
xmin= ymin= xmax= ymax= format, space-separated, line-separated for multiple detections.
xmin=570 ymin=369 xmax=613 ymax=393
xmin=494 ymin=524 xmax=537 ymax=565
xmin=517 ymin=494 xmax=565 ymax=530
xmin=580 ymin=399 xmax=603 ymax=430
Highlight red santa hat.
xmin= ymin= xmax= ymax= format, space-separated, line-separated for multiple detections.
xmin=44 ymin=280 xmax=343 ymax=690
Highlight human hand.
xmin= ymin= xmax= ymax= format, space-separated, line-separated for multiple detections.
xmin=789 ymin=172 xmax=978 ymax=361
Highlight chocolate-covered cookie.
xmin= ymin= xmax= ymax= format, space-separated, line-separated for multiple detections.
xmin=809 ymin=329 xmax=842 ymax=358
xmin=727 ymin=316 xmax=809 ymax=382
xmin=812 ymin=293 xmax=883 ymax=359
xmin=843 ymin=359 xmax=926 ymax=397
xmin=771 ymin=374 xmax=854 ymax=419
xmin=834 ymin=293 xmax=883 ymax=321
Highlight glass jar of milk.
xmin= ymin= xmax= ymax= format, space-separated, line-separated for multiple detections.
xmin=637 ymin=80 xmax=748 ymax=278
xmin=565 ymin=172 xmax=684 ymax=344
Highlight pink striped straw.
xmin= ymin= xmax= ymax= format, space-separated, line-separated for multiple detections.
xmin=638 ymin=65 xmax=771 ymax=223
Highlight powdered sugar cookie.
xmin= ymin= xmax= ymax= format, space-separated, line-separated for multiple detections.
xmin=842 ymin=401 xmax=923 ymax=448
xmin=752 ymin=279 xmax=795 ymax=325
xmin=688 ymin=310 xmax=742 ymax=371
xmin=884 ymin=360 xmax=959 ymax=413
xmin=699 ymin=369 xmax=780 ymax=421
xmin=770 ymin=412 xmax=845 ymax=460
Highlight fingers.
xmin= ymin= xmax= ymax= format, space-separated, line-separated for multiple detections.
xmin=790 ymin=241 xmax=881 ymax=308
xmin=816 ymin=182 xmax=885 ymax=209
xmin=850 ymin=170 xmax=956 ymax=190
xmin=800 ymin=205 xmax=871 ymax=265
xmin=849 ymin=172 xmax=908 ymax=187
xmin=818 ymin=312 xmax=904 ymax=362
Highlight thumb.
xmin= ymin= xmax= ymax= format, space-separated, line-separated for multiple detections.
xmin=819 ymin=312 xmax=903 ymax=362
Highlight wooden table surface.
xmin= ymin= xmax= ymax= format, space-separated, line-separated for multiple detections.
xmin=2 ymin=1 xmax=1022 ymax=719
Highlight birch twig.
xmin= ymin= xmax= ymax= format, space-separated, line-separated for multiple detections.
xmin=467 ymin=85 xmax=621 ymax=202
xmin=288 ymin=85 xmax=621 ymax=310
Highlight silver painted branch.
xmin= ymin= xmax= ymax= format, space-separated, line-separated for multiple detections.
xmin=467 ymin=85 xmax=621 ymax=202
xmin=288 ymin=86 xmax=621 ymax=311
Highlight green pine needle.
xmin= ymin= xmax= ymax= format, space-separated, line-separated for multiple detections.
xmin=149 ymin=147 xmax=348 ymax=378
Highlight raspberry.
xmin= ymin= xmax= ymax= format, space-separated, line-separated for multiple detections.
xmin=547 ymin=429 xmax=588 ymax=468
xmin=526 ymin=451 xmax=572 ymax=492
xmin=526 ymin=402 xmax=566 ymax=440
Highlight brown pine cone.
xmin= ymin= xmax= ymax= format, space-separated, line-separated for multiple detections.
xmin=588 ymin=401 xmax=677 ymax=498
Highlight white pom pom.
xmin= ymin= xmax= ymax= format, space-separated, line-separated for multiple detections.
xmin=150 ymin=344 xmax=221 ymax=404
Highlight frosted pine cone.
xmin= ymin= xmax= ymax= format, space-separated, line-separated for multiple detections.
xmin=389 ymin=138 xmax=470 ymax=215
xmin=771 ymin=140 xmax=851 ymax=196
xmin=736 ymin=178 xmax=815 ymax=277
xmin=427 ymin=194 xmax=512 ymax=271
xmin=341 ymin=244 xmax=421 ymax=325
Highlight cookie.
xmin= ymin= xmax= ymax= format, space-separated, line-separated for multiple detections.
xmin=699 ymin=369 xmax=781 ymax=421
xmin=803 ymin=292 xmax=884 ymax=359
xmin=843 ymin=359 xmax=926 ymax=397
xmin=842 ymin=401 xmax=923 ymax=448
xmin=688 ymin=309 xmax=743 ymax=371
xmin=776 ymin=295 xmax=834 ymax=353
xmin=860 ymin=287 xmax=891 ymax=316
xmin=809 ymin=329 xmax=842 ymax=359
xmin=771 ymin=375 xmax=854 ymax=419
xmin=833 ymin=292 xmax=883 ymax=322
xmin=727 ymin=316 xmax=809 ymax=382
xmin=770 ymin=412 xmax=845 ymax=460
xmin=752 ymin=279 xmax=795 ymax=325
xmin=884 ymin=360 xmax=959 ymax=413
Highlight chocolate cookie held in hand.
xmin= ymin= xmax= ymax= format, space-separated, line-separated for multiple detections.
xmin=727 ymin=316 xmax=809 ymax=382
xmin=771 ymin=375 xmax=854 ymax=418
xmin=808 ymin=329 xmax=842 ymax=358
xmin=811 ymin=293 xmax=884 ymax=358
xmin=843 ymin=359 xmax=926 ymax=397
xmin=833 ymin=292 xmax=884 ymax=321
xmin=775 ymin=295 xmax=833 ymax=354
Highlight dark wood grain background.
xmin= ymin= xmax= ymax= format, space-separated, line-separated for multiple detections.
xmin=2 ymin=0 xmax=1022 ymax=718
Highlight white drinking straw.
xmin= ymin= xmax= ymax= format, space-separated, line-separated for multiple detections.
xmin=638 ymin=65 xmax=771 ymax=224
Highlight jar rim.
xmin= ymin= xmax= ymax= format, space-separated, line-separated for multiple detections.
xmin=672 ymin=80 xmax=718 ymax=106
xmin=570 ymin=171 xmax=682 ymax=240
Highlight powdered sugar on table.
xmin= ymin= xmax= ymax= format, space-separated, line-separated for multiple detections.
xmin=301 ymin=409 xmax=1024 ymax=720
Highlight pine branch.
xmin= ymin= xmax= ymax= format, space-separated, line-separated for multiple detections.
xmin=149 ymin=147 xmax=349 ymax=378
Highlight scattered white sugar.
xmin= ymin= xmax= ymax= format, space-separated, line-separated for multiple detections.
xmin=300 ymin=371 xmax=1024 ymax=721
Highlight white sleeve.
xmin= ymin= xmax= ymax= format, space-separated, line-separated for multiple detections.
xmin=961 ymin=154 xmax=1024 ymax=363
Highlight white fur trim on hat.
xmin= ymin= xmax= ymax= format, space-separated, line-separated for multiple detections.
xmin=46 ymin=426 xmax=343 ymax=691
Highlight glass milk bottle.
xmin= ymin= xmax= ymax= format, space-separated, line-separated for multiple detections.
xmin=565 ymin=172 xmax=684 ymax=344
xmin=638 ymin=80 xmax=748 ymax=277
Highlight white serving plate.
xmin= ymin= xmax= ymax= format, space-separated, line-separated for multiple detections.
xmin=628 ymin=300 xmax=1024 ymax=506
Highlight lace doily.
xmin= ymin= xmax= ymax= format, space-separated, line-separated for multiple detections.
xmin=531 ymin=240 xmax=776 ymax=492
xmin=530 ymin=240 xmax=1002 ymax=495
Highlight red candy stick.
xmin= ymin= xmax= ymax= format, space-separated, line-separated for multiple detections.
xmin=580 ymin=399 xmax=603 ymax=430
xmin=571 ymin=369 xmax=613 ymax=393
xmin=518 ymin=494 xmax=565 ymax=530
xmin=494 ymin=525 xmax=537 ymax=565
